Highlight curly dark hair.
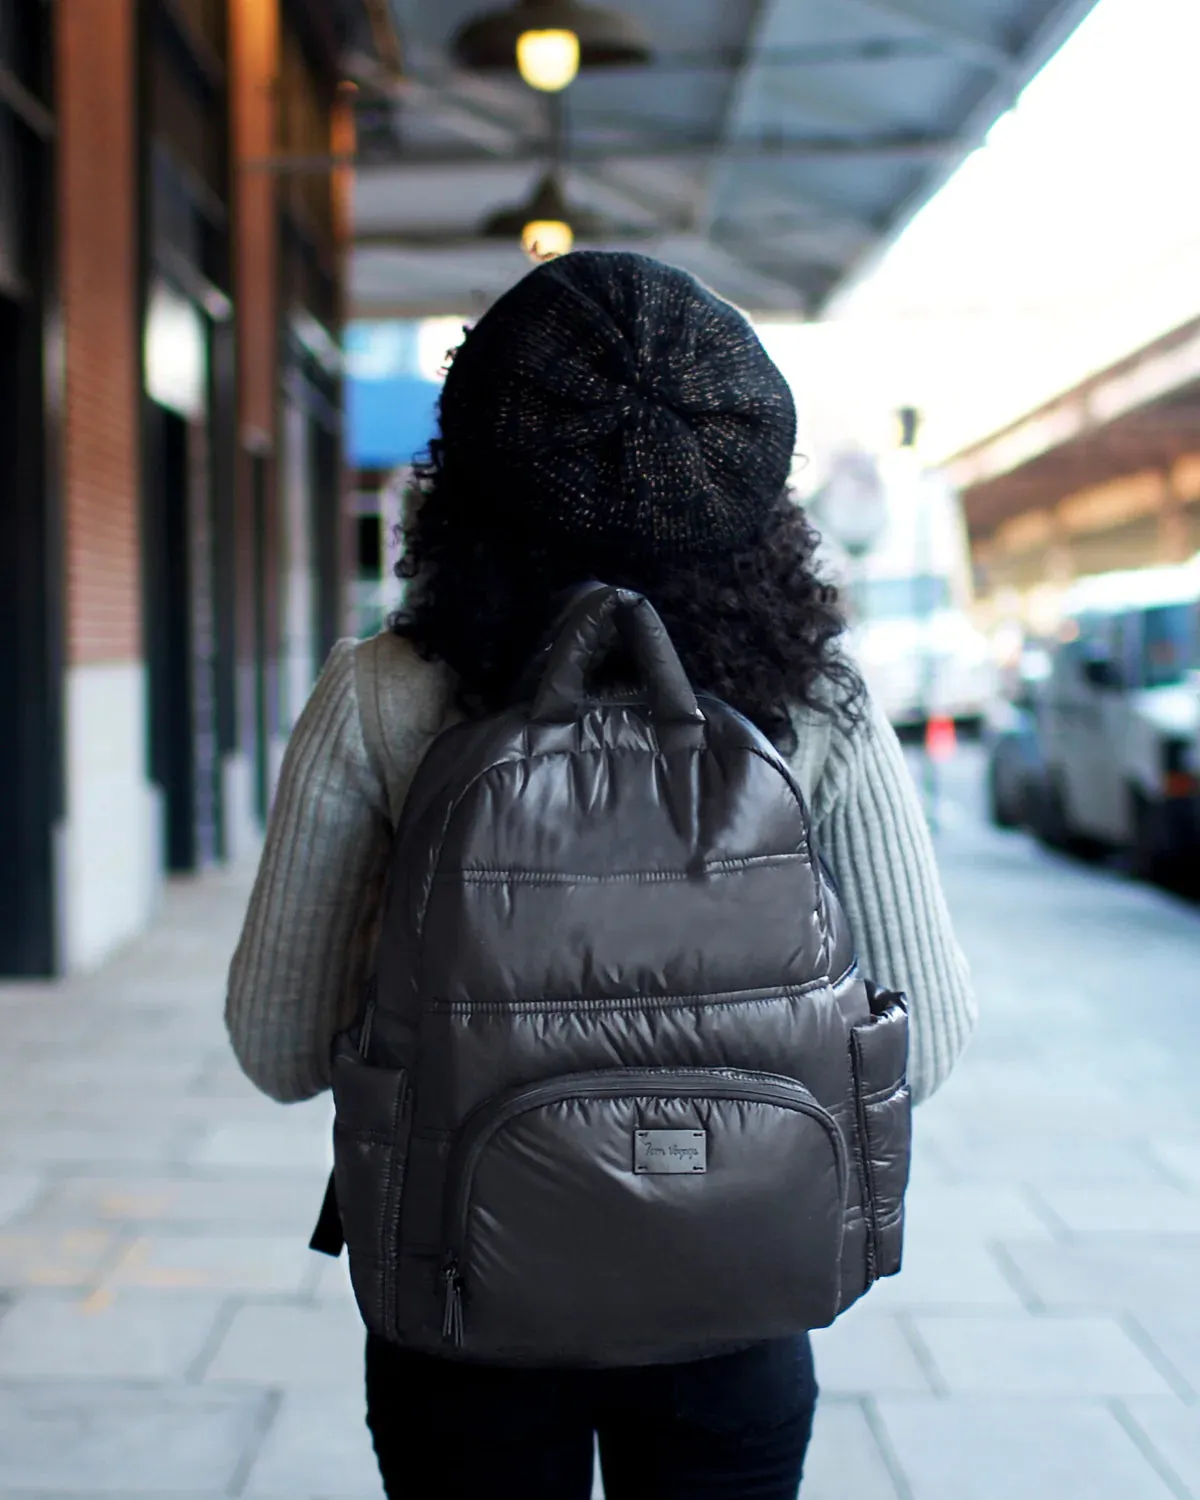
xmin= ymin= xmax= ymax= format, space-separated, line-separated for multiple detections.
xmin=390 ymin=441 xmax=863 ymax=754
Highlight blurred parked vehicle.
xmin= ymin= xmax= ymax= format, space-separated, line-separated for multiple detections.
xmin=839 ymin=460 xmax=996 ymax=733
xmin=984 ymin=645 xmax=1051 ymax=829
xmin=1034 ymin=562 xmax=1200 ymax=882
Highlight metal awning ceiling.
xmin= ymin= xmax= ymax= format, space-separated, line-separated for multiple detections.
xmin=346 ymin=0 xmax=1100 ymax=318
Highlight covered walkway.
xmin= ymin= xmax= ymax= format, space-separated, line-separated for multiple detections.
xmin=947 ymin=315 xmax=1200 ymax=628
xmin=3 ymin=757 xmax=1200 ymax=1498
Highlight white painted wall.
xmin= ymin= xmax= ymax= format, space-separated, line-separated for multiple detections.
xmin=59 ymin=662 xmax=163 ymax=972
xmin=221 ymin=750 xmax=261 ymax=866
xmin=267 ymin=734 xmax=289 ymax=815
xmin=280 ymin=398 xmax=316 ymax=735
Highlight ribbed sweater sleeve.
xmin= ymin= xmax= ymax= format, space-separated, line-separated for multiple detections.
xmin=809 ymin=698 xmax=977 ymax=1104
xmin=225 ymin=641 xmax=393 ymax=1103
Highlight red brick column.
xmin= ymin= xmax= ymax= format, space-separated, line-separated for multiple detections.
xmin=229 ymin=0 xmax=283 ymax=813
xmin=57 ymin=0 xmax=140 ymax=669
xmin=230 ymin=0 xmax=279 ymax=450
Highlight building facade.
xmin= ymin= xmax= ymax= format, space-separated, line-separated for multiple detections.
xmin=0 ymin=0 xmax=384 ymax=977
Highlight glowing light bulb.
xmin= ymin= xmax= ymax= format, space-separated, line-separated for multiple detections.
xmin=516 ymin=28 xmax=580 ymax=91
xmin=521 ymin=218 xmax=575 ymax=260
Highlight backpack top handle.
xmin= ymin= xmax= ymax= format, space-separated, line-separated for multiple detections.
xmin=531 ymin=584 xmax=705 ymax=726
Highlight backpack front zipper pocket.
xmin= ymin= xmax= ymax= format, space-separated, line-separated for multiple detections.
xmin=438 ymin=1066 xmax=848 ymax=1365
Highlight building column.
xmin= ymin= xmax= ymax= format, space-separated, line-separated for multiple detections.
xmin=1158 ymin=462 xmax=1191 ymax=564
xmin=0 ymin=0 xmax=62 ymax=977
xmin=229 ymin=0 xmax=282 ymax=837
xmin=57 ymin=0 xmax=162 ymax=970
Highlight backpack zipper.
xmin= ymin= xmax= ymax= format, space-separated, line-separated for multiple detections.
xmin=848 ymin=1033 xmax=879 ymax=1284
xmin=439 ymin=1066 xmax=846 ymax=1348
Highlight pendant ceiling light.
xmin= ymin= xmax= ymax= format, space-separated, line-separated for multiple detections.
xmin=482 ymin=171 xmax=606 ymax=261
xmin=453 ymin=0 xmax=652 ymax=92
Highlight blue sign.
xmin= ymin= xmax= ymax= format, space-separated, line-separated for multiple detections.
xmin=345 ymin=321 xmax=442 ymax=469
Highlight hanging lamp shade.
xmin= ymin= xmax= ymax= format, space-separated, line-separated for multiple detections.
xmin=481 ymin=172 xmax=606 ymax=261
xmin=453 ymin=0 xmax=652 ymax=89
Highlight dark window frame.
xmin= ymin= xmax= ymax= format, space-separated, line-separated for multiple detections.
xmin=0 ymin=0 xmax=62 ymax=975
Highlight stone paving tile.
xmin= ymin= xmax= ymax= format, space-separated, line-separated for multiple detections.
xmin=14 ymin=1078 xmax=210 ymax=1118
xmin=0 ymin=1076 xmax=214 ymax=1125
xmin=0 ymin=1289 xmax=228 ymax=1380
xmin=909 ymin=1313 xmax=1179 ymax=1397
xmin=8 ymin=1019 xmax=218 ymax=1057
xmin=203 ymin=1301 xmax=366 ymax=1386
xmin=925 ymin=1059 xmax=1127 ymax=1109
xmin=923 ymin=1134 xmax=1176 ymax=1188
xmin=99 ymin=1233 xmax=315 ymax=1297
xmin=915 ymin=1070 xmax=1145 ymax=1133
xmin=801 ymin=1398 xmax=902 ymax=1500
xmin=1000 ymin=1236 xmax=1200 ymax=1317
xmin=810 ymin=1307 xmax=934 ymax=1395
xmin=0 ymin=1123 xmax=198 ymax=1168
xmin=874 ymin=1397 xmax=1182 ymax=1500
xmin=1123 ymin=1399 xmax=1200 ymax=1496
xmin=901 ymin=1183 xmax=1057 ymax=1242
xmin=861 ymin=1232 xmax=1026 ymax=1311
xmin=241 ymin=1389 xmax=384 ymax=1498
xmin=936 ymin=1093 xmax=1159 ymax=1137
xmin=891 ymin=1136 xmax=953 ymax=1189
xmin=0 ymin=1171 xmax=48 ymax=1226
xmin=1126 ymin=1308 xmax=1200 ymax=1394
xmin=186 ymin=1116 xmax=334 ymax=1173
xmin=1033 ymin=1185 xmax=1200 ymax=1236
xmin=0 ymin=1383 xmax=270 ymax=1493
xmin=0 ymin=1228 xmax=119 ymax=1290
xmin=1145 ymin=1138 xmax=1200 ymax=1191
xmin=308 ymin=1255 xmax=360 ymax=1307
xmin=24 ymin=1172 xmax=329 ymax=1233
xmin=2 ymin=1035 xmax=208 ymax=1073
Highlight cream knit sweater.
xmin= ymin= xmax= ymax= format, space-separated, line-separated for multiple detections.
xmin=227 ymin=631 xmax=976 ymax=1106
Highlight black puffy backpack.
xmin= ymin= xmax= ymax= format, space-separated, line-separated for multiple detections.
xmin=314 ymin=584 xmax=911 ymax=1366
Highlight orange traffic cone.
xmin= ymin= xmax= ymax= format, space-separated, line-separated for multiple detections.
xmin=924 ymin=715 xmax=957 ymax=762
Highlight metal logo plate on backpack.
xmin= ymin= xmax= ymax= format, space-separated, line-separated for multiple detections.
xmin=633 ymin=1129 xmax=707 ymax=1174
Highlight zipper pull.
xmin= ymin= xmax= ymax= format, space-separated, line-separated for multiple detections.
xmin=441 ymin=1262 xmax=464 ymax=1348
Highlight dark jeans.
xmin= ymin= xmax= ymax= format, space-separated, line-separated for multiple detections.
xmin=365 ymin=1333 xmax=817 ymax=1499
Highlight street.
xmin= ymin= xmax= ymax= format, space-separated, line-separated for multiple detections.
xmin=2 ymin=747 xmax=1200 ymax=1499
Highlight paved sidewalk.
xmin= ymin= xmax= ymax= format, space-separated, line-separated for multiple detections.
xmin=2 ymin=763 xmax=1200 ymax=1497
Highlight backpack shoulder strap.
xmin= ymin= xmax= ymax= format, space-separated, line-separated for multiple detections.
xmin=355 ymin=631 xmax=457 ymax=827
xmin=787 ymin=704 xmax=833 ymax=808
xmin=308 ymin=1172 xmax=344 ymax=1258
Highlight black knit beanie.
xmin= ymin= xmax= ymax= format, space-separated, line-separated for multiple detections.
xmin=437 ymin=251 xmax=797 ymax=560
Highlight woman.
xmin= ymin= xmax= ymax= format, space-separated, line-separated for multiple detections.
xmin=227 ymin=251 xmax=975 ymax=1499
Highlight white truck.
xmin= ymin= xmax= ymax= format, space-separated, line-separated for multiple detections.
xmin=1035 ymin=560 xmax=1200 ymax=882
xmin=816 ymin=450 xmax=995 ymax=733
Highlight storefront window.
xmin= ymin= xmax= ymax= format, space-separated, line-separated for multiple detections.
xmin=850 ymin=575 xmax=952 ymax=621
xmin=0 ymin=0 xmax=18 ymax=293
xmin=0 ymin=115 xmax=16 ymax=294
xmin=279 ymin=24 xmax=334 ymax=255
xmin=171 ymin=0 xmax=225 ymax=58
xmin=1140 ymin=603 xmax=1197 ymax=690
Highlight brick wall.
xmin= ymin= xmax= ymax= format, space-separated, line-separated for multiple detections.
xmin=229 ymin=0 xmax=282 ymax=773
xmin=230 ymin=0 xmax=279 ymax=446
xmin=58 ymin=0 xmax=141 ymax=667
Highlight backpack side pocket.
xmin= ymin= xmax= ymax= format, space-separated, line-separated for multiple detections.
xmin=331 ymin=1044 xmax=413 ymax=1338
xmin=849 ymin=988 xmax=911 ymax=1282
